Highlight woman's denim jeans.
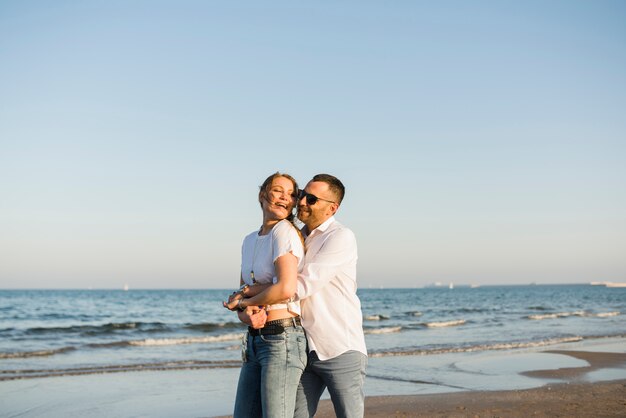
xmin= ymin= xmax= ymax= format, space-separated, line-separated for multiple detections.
xmin=233 ymin=325 xmax=307 ymax=418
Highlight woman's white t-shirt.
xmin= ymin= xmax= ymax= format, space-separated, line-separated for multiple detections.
xmin=240 ymin=219 xmax=304 ymax=314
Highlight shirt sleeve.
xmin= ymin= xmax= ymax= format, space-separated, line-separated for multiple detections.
xmin=295 ymin=227 xmax=357 ymax=300
xmin=271 ymin=220 xmax=305 ymax=263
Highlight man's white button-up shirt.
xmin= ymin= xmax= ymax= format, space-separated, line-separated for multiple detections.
xmin=296 ymin=216 xmax=367 ymax=361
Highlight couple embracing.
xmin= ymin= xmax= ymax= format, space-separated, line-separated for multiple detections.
xmin=223 ymin=172 xmax=367 ymax=418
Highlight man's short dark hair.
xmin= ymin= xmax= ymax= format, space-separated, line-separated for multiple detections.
xmin=312 ymin=174 xmax=345 ymax=205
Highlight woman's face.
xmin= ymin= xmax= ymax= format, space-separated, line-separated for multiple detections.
xmin=261 ymin=176 xmax=297 ymax=221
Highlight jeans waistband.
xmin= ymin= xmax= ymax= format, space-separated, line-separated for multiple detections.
xmin=248 ymin=316 xmax=301 ymax=336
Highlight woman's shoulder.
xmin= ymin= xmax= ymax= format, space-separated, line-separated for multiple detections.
xmin=242 ymin=229 xmax=260 ymax=244
xmin=272 ymin=220 xmax=304 ymax=258
xmin=272 ymin=220 xmax=301 ymax=239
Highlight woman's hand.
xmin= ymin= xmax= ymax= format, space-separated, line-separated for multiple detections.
xmin=223 ymin=291 xmax=244 ymax=311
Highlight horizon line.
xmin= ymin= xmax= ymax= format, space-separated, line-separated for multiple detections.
xmin=0 ymin=282 xmax=606 ymax=291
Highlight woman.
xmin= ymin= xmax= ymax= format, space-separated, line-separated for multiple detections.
xmin=223 ymin=172 xmax=307 ymax=418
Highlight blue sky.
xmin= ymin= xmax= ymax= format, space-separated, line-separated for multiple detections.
xmin=1 ymin=1 xmax=625 ymax=289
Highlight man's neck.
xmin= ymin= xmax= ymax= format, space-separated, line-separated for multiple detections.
xmin=304 ymin=217 xmax=331 ymax=235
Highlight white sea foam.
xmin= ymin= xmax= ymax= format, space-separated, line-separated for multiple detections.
xmin=527 ymin=311 xmax=586 ymax=320
xmin=364 ymin=326 xmax=402 ymax=335
xmin=527 ymin=310 xmax=620 ymax=320
xmin=594 ymin=311 xmax=620 ymax=317
xmin=369 ymin=336 xmax=584 ymax=358
xmin=0 ymin=347 xmax=75 ymax=359
xmin=129 ymin=333 xmax=243 ymax=346
xmin=424 ymin=319 xmax=466 ymax=328
xmin=364 ymin=314 xmax=390 ymax=321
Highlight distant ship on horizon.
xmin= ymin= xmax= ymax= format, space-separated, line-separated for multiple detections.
xmin=590 ymin=281 xmax=626 ymax=288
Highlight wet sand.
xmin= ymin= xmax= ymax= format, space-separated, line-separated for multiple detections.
xmin=522 ymin=350 xmax=626 ymax=380
xmin=314 ymin=379 xmax=626 ymax=417
xmin=332 ymin=349 xmax=626 ymax=418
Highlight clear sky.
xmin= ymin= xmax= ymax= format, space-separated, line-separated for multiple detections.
xmin=1 ymin=1 xmax=625 ymax=289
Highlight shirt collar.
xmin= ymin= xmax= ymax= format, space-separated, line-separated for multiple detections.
xmin=306 ymin=216 xmax=335 ymax=237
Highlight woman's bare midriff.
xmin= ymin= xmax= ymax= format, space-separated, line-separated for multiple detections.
xmin=265 ymin=307 xmax=299 ymax=322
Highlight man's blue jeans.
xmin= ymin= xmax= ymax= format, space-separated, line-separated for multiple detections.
xmin=294 ymin=350 xmax=368 ymax=418
xmin=233 ymin=325 xmax=307 ymax=418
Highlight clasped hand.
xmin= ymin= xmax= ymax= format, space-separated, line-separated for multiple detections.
xmin=222 ymin=290 xmax=267 ymax=329
xmin=222 ymin=290 xmax=243 ymax=311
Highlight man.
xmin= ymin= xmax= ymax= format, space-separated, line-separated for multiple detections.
xmin=239 ymin=173 xmax=367 ymax=418
xmin=292 ymin=173 xmax=368 ymax=418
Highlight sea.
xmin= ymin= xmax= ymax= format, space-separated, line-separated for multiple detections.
xmin=1 ymin=285 xmax=625 ymax=384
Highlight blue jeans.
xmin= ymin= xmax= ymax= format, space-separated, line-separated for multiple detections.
xmin=294 ymin=350 xmax=368 ymax=418
xmin=233 ymin=325 xmax=307 ymax=418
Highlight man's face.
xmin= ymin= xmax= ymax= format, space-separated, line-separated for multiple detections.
xmin=297 ymin=181 xmax=338 ymax=230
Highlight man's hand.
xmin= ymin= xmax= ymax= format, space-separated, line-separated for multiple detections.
xmin=237 ymin=306 xmax=267 ymax=329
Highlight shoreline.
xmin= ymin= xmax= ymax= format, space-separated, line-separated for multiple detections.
xmin=2 ymin=344 xmax=625 ymax=417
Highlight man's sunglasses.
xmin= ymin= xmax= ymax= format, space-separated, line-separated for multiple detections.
xmin=298 ymin=190 xmax=336 ymax=205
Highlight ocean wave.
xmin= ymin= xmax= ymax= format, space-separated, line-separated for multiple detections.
xmin=441 ymin=307 xmax=497 ymax=314
xmin=406 ymin=311 xmax=422 ymax=317
xmin=128 ymin=333 xmax=243 ymax=346
xmin=184 ymin=321 xmax=243 ymax=332
xmin=424 ymin=319 xmax=466 ymax=328
xmin=25 ymin=322 xmax=171 ymax=335
xmin=21 ymin=321 xmax=246 ymax=336
xmin=369 ymin=336 xmax=584 ymax=358
xmin=527 ymin=311 xmax=620 ymax=320
xmin=85 ymin=333 xmax=243 ymax=349
xmin=527 ymin=311 xmax=585 ymax=320
xmin=1 ymin=333 xmax=245 ymax=358
xmin=39 ymin=313 xmax=95 ymax=320
xmin=0 ymin=346 xmax=76 ymax=359
xmin=594 ymin=311 xmax=620 ymax=317
xmin=364 ymin=314 xmax=390 ymax=321
xmin=455 ymin=307 xmax=494 ymax=313
xmin=364 ymin=326 xmax=402 ymax=335
xmin=0 ymin=360 xmax=242 ymax=381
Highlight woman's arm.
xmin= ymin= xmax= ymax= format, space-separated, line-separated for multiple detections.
xmin=237 ymin=252 xmax=298 ymax=310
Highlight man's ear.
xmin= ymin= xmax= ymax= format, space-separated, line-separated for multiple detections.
xmin=329 ymin=202 xmax=339 ymax=215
